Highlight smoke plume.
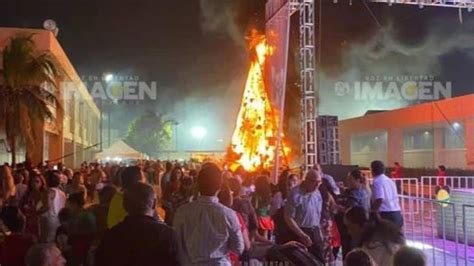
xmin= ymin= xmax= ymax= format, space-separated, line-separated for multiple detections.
xmin=320 ymin=16 xmax=474 ymax=119
xmin=199 ymin=0 xmax=244 ymax=45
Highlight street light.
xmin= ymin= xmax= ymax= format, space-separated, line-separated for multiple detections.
xmin=101 ymin=72 xmax=115 ymax=148
xmin=104 ymin=73 xmax=114 ymax=82
xmin=191 ymin=126 xmax=207 ymax=140
xmin=165 ymin=120 xmax=179 ymax=151
xmin=453 ymin=122 xmax=461 ymax=130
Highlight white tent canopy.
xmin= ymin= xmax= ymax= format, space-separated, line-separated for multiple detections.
xmin=95 ymin=140 xmax=148 ymax=160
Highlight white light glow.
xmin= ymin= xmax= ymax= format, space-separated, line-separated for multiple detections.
xmin=105 ymin=73 xmax=114 ymax=82
xmin=191 ymin=126 xmax=207 ymax=140
xmin=406 ymin=240 xmax=433 ymax=250
xmin=453 ymin=122 xmax=461 ymax=130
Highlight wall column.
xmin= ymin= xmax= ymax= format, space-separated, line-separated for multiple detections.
xmin=387 ymin=128 xmax=403 ymax=166
xmin=465 ymin=117 xmax=474 ymax=169
xmin=433 ymin=127 xmax=444 ymax=169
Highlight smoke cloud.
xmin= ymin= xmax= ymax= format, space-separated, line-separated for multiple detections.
xmin=199 ymin=0 xmax=244 ymax=46
xmin=320 ymin=16 xmax=474 ymax=119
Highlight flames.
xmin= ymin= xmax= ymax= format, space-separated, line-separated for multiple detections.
xmin=228 ymin=33 xmax=288 ymax=172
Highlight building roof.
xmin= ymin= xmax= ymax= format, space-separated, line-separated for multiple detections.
xmin=96 ymin=140 xmax=148 ymax=160
xmin=364 ymin=110 xmax=387 ymax=116
xmin=340 ymin=94 xmax=474 ymax=132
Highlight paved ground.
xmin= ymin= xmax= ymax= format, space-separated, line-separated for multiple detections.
xmin=402 ymin=200 xmax=474 ymax=266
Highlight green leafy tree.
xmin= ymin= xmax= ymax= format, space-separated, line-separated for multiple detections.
xmin=0 ymin=34 xmax=59 ymax=166
xmin=125 ymin=111 xmax=173 ymax=157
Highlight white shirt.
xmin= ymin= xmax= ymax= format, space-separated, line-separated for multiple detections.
xmin=173 ymin=196 xmax=244 ymax=266
xmin=48 ymin=187 xmax=66 ymax=217
xmin=372 ymin=174 xmax=401 ymax=212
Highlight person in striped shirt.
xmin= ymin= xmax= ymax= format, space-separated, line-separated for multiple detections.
xmin=173 ymin=162 xmax=244 ymax=266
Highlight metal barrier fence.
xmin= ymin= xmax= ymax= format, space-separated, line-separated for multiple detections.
xmin=367 ymin=177 xmax=421 ymax=214
xmin=421 ymin=176 xmax=474 ymax=199
xmin=400 ymin=194 xmax=474 ymax=266
xmin=400 ymin=195 xmax=458 ymax=266
xmin=394 ymin=178 xmax=420 ymax=215
xmin=362 ymin=176 xmax=474 ymax=265
xmin=462 ymin=204 xmax=474 ymax=266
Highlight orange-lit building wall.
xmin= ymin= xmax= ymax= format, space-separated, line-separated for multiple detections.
xmin=0 ymin=28 xmax=100 ymax=168
xmin=339 ymin=94 xmax=474 ymax=169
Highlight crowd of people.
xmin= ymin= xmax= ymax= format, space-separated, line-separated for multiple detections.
xmin=0 ymin=158 xmax=428 ymax=266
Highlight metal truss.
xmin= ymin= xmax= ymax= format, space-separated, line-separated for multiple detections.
xmin=369 ymin=0 xmax=474 ymax=9
xmin=267 ymin=0 xmax=471 ymax=173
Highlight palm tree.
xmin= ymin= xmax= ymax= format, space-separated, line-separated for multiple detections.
xmin=0 ymin=34 xmax=59 ymax=166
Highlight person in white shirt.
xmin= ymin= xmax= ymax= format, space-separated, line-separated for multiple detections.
xmin=14 ymin=171 xmax=28 ymax=204
xmin=40 ymin=170 xmax=66 ymax=243
xmin=370 ymin=160 xmax=403 ymax=228
xmin=173 ymin=162 xmax=244 ymax=266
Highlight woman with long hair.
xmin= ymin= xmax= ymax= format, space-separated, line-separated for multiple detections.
xmin=270 ymin=173 xmax=298 ymax=217
xmin=252 ymin=175 xmax=274 ymax=239
xmin=162 ymin=167 xmax=183 ymax=201
xmin=344 ymin=206 xmax=405 ymax=265
xmin=165 ymin=177 xmax=194 ymax=225
xmin=20 ymin=172 xmax=49 ymax=238
xmin=65 ymin=172 xmax=87 ymax=200
xmin=271 ymin=173 xmax=299 ymax=244
xmin=0 ymin=165 xmax=16 ymax=207
xmin=319 ymin=177 xmax=339 ymax=264
xmin=336 ymin=169 xmax=372 ymax=258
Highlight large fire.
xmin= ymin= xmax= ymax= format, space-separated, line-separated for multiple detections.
xmin=228 ymin=33 xmax=287 ymax=172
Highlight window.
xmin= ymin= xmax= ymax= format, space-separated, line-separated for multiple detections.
xmin=320 ymin=142 xmax=327 ymax=152
xmin=403 ymin=129 xmax=433 ymax=150
xmin=43 ymin=133 xmax=50 ymax=160
xmin=350 ymin=131 xmax=387 ymax=153
xmin=444 ymin=123 xmax=465 ymax=149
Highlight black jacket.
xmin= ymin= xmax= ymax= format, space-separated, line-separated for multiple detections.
xmin=95 ymin=215 xmax=180 ymax=266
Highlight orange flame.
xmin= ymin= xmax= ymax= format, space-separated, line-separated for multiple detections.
xmin=228 ymin=33 xmax=287 ymax=172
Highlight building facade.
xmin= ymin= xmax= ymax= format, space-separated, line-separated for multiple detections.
xmin=339 ymin=94 xmax=474 ymax=169
xmin=0 ymin=28 xmax=100 ymax=168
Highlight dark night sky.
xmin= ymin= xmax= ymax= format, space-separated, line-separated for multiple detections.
xmin=2 ymin=0 xmax=474 ymax=149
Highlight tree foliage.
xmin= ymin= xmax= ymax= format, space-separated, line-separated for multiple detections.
xmin=125 ymin=110 xmax=173 ymax=157
xmin=0 ymin=34 xmax=59 ymax=165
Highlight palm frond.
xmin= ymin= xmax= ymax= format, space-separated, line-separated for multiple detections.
xmin=21 ymin=88 xmax=55 ymax=120
xmin=0 ymin=33 xmax=60 ymax=161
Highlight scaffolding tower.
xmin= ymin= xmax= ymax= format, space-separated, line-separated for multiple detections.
xmin=267 ymin=0 xmax=474 ymax=173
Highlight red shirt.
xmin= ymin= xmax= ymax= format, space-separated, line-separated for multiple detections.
xmin=0 ymin=234 xmax=35 ymax=266
xmin=391 ymin=166 xmax=403 ymax=178
xmin=438 ymin=171 xmax=446 ymax=186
